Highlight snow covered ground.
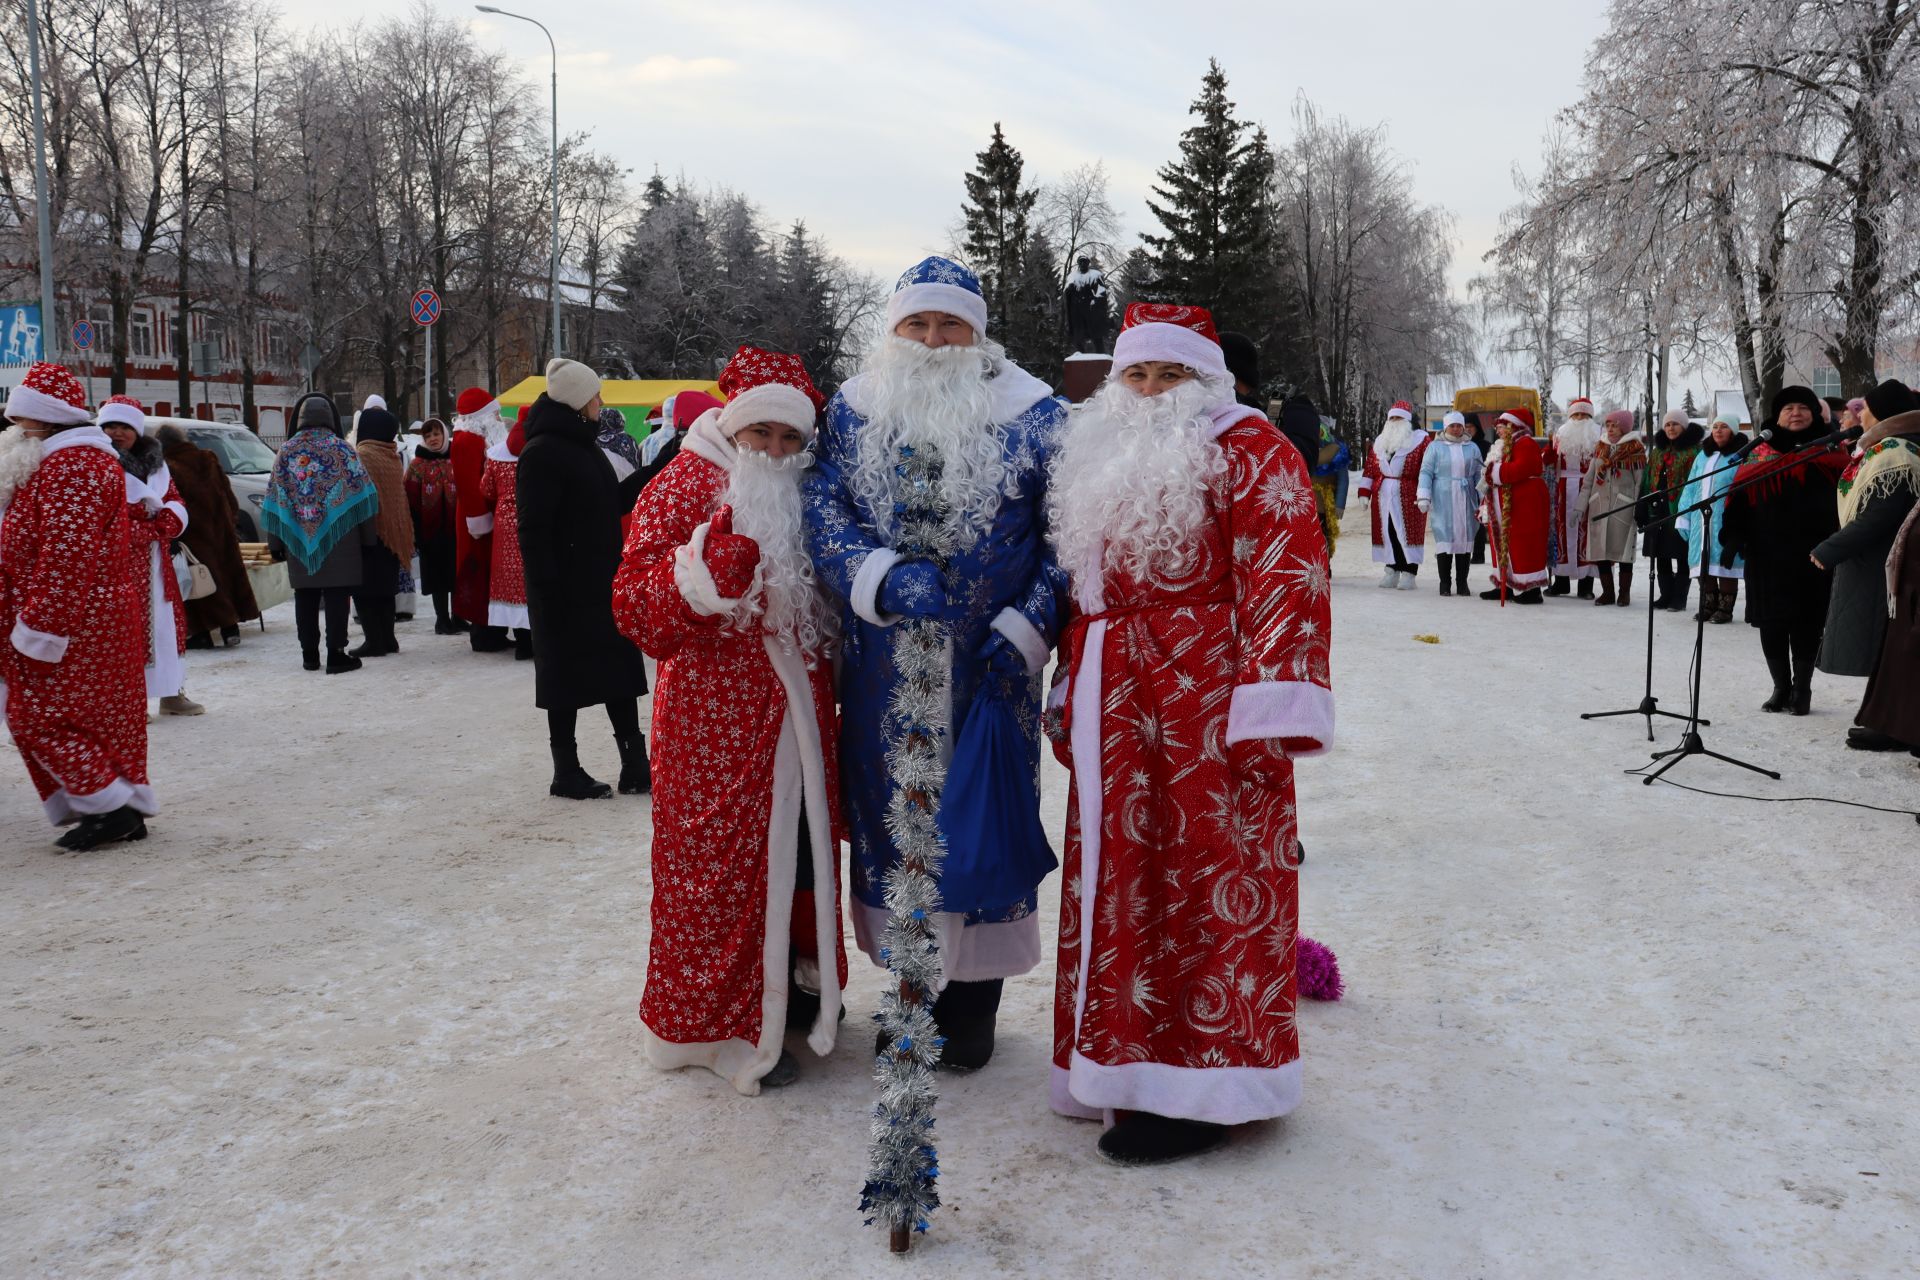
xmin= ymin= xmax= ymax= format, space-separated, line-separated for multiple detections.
xmin=2 ymin=529 xmax=1916 ymax=1278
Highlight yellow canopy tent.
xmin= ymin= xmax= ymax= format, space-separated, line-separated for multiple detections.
xmin=497 ymin=377 xmax=724 ymax=439
xmin=1452 ymin=385 xmax=1543 ymax=435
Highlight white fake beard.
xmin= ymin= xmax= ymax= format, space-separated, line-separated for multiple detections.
xmin=1047 ymin=376 xmax=1230 ymax=592
xmin=452 ymin=409 xmax=504 ymax=446
xmin=722 ymin=446 xmax=835 ymax=654
xmin=849 ymin=334 xmax=1013 ymax=546
xmin=1374 ymin=417 xmax=1414 ymax=460
xmin=0 ymin=425 xmax=45 ymax=510
xmin=1555 ymin=417 xmax=1602 ymax=469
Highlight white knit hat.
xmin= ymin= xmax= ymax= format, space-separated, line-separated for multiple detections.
xmin=95 ymin=394 xmax=146 ymax=430
xmin=545 ymin=358 xmax=601 ymax=412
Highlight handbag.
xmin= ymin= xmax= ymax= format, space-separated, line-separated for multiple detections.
xmin=176 ymin=544 xmax=217 ymax=600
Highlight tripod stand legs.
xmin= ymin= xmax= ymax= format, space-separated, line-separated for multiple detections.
xmin=1644 ymin=732 xmax=1783 ymax=784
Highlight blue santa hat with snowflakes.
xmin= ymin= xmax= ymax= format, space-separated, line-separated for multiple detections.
xmin=886 ymin=255 xmax=991 ymax=338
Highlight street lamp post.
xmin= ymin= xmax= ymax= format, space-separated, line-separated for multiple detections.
xmin=25 ymin=0 xmax=58 ymax=359
xmin=476 ymin=5 xmax=562 ymax=364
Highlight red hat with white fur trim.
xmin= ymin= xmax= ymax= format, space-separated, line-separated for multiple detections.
xmin=96 ymin=394 xmax=146 ymax=430
xmin=1567 ymin=397 xmax=1595 ymax=416
xmin=715 ymin=345 xmax=824 ymax=440
xmin=1386 ymin=400 xmax=1415 ymax=422
xmin=6 ymin=360 xmax=91 ymax=426
xmin=1111 ymin=303 xmax=1228 ymax=380
xmin=455 ymin=386 xmax=494 ymax=417
xmin=1497 ymin=407 xmax=1536 ymax=433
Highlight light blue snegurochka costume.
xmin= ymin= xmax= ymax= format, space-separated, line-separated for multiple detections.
xmin=802 ymin=257 xmax=1067 ymax=980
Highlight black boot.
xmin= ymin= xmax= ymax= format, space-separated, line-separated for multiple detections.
xmin=1617 ymin=564 xmax=1634 ymax=607
xmin=514 ymin=629 xmax=534 ymax=661
xmin=1576 ymin=576 xmax=1594 ymax=599
xmin=1546 ymin=575 xmax=1571 ymax=596
xmin=759 ymin=1049 xmax=800 ymax=1090
xmin=1097 ymin=1112 xmax=1229 ymax=1166
xmin=932 ymin=978 xmax=1003 ymax=1071
xmin=54 ymin=805 xmax=148 ymax=851
xmin=326 ymin=649 xmax=362 ymax=675
xmin=1762 ymin=685 xmax=1791 ymax=712
xmin=1454 ymin=556 xmax=1469 ymax=596
xmin=470 ymin=625 xmax=510 ymax=653
xmin=1513 ymin=587 xmax=1544 ymax=604
xmin=617 ymin=733 xmax=652 ymax=795
xmin=549 ymin=738 xmax=612 ymax=799
xmin=1437 ymin=554 xmax=1453 ymax=596
xmin=432 ymin=592 xmax=461 ymax=636
xmin=302 ymin=647 xmax=321 ymax=672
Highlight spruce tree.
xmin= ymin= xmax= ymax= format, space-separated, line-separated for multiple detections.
xmin=960 ymin=123 xmax=1038 ymax=338
xmin=1142 ymin=61 xmax=1277 ymax=334
xmin=1004 ymin=228 xmax=1064 ymax=371
xmin=1681 ymin=388 xmax=1699 ymax=418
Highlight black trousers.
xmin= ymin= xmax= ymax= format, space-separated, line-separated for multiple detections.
xmin=1760 ymin=619 xmax=1822 ymax=690
xmin=294 ymin=586 xmax=351 ymax=653
xmin=1386 ymin=522 xmax=1418 ymax=575
xmin=546 ymin=699 xmax=642 ymax=750
xmin=1654 ymin=556 xmax=1690 ymax=607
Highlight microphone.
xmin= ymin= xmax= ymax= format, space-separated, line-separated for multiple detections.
xmin=1729 ymin=427 xmax=1773 ymax=460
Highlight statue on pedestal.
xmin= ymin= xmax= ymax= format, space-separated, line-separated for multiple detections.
xmin=1062 ymin=256 xmax=1112 ymax=354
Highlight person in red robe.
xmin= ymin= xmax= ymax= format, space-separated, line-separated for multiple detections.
xmin=0 ymin=363 xmax=153 ymax=849
xmin=1356 ymin=399 xmax=1430 ymax=588
xmin=1043 ymin=304 xmax=1334 ymax=1164
xmin=1479 ymin=408 xmax=1550 ymax=604
xmin=478 ymin=412 xmax=531 ymax=659
xmin=1544 ymin=397 xmax=1602 ymax=596
xmin=613 ymin=345 xmax=847 ymax=1095
xmin=450 ymin=387 xmax=509 ymax=652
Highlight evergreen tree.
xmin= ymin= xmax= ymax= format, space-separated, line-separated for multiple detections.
xmin=1141 ymin=60 xmax=1277 ymax=334
xmin=1004 ymin=227 xmax=1065 ymax=372
xmin=960 ymin=123 xmax=1038 ymax=338
xmin=1681 ymin=387 xmax=1699 ymax=418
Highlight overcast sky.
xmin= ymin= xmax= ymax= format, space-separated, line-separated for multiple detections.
xmin=284 ymin=0 xmax=1627 ymax=387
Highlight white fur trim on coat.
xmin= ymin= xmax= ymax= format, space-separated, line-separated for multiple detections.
xmin=10 ymin=617 xmax=68 ymax=663
xmin=1224 ymin=680 xmax=1335 ymax=757
xmin=41 ymin=776 xmax=159 ymax=826
xmin=849 ymin=547 xmax=903 ymax=628
xmin=989 ymin=606 xmax=1050 ymax=675
xmin=464 ymin=513 xmax=494 ymax=537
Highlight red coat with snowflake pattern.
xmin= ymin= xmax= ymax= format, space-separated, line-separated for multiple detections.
xmin=0 ymin=431 xmax=152 ymax=823
xmin=1047 ymin=411 xmax=1333 ymax=1126
xmin=478 ymin=453 xmax=526 ymax=615
xmin=612 ymin=440 xmax=847 ymax=1088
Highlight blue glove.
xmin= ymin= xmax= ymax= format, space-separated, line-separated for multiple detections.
xmin=879 ymin=559 xmax=948 ymax=620
xmin=979 ymin=632 xmax=1029 ymax=682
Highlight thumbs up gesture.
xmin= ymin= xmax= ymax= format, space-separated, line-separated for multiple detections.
xmin=703 ymin=504 xmax=761 ymax=599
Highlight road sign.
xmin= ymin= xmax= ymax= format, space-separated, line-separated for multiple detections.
xmin=411 ymin=289 xmax=441 ymax=327
xmin=71 ymin=319 xmax=95 ymax=350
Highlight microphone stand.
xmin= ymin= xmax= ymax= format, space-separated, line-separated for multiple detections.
xmin=1628 ymin=439 xmax=1847 ymax=784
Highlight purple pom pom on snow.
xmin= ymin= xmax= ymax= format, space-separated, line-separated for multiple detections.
xmin=1297 ymin=936 xmax=1344 ymax=1002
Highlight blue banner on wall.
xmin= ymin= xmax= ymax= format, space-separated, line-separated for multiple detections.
xmin=1 ymin=303 xmax=45 ymax=367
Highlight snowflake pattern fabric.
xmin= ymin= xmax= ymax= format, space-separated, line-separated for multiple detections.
xmin=1051 ymin=417 xmax=1332 ymax=1123
xmin=612 ymin=448 xmax=846 ymax=1051
xmin=479 ymin=457 xmax=526 ymax=608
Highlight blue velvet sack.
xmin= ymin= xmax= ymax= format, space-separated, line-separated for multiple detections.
xmin=937 ymin=685 xmax=1057 ymax=916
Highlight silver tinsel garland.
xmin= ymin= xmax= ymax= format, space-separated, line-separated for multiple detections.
xmin=859 ymin=444 xmax=958 ymax=1252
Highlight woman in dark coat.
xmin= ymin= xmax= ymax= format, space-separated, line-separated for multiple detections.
xmin=1855 ymin=447 xmax=1920 ymax=751
xmin=1721 ymin=385 xmax=1848 ymax=714
xmin=406 ymin=417 xmax=462 ymax=634
xmin=515 ymin=359 xmax=651 ymax=800
xmin=156 ymin=425 xmax=260 ymax=647
xmin=350 ymin=408 xmax=413 ymax=658
xmin=1812 ymin=382 xmax=1920 ymax=682
xmin=262 ymin=394 xmax=378 ymax=674
xmin=1636 ymin=411 xmax=1704 ymax=611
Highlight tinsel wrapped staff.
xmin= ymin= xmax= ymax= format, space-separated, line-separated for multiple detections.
xmin=859 ymin=444 xmax=957 ymax=1254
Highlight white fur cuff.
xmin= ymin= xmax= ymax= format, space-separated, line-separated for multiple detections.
xmin=850 ymin=547 xmax=903 ymax=628
xmin=1225 ymin=680 xmax=1334 ymax=756
xmin=465 ymin=513 xmax=494 ymax=537
xmin=990 ymin=606 xmax=1051 ymax=675
xmin=11 ymin=617 xmax=69 ymax=664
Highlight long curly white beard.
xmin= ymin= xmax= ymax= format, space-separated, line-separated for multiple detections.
xmin=848 ymin=335 xmax=1013 ymax=546
xmin=1047 ymin=377 xmax=1230 ymax=595
xmin=722 ymin=447 xmax=835 ymax=655
xmin=0 ymin=425 xmax=45 ymax=513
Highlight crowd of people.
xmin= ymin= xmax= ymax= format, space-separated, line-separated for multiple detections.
xmin=4 ymin=248 xmax=1914 ymax=1174
xmin=1349 ymin=379 xmax=1920 ymax=739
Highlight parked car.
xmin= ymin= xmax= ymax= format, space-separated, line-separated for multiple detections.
xmin=139 ymin=417 xmax=277 ymax=542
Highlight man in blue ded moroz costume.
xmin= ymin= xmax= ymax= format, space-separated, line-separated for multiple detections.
xmin=803 ymin=256 xmax=1065 ymax=1069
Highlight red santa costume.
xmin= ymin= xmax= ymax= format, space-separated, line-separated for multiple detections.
xmin=477 ymin=415 xmax=529 ymax=631
xmin=450 ymin=387 xmax=505 ymax=639
xmin=1044 ymin=305 xmax=1334 ymax=1162
xmin=1545 ymin=398 xmax=1602 ymax=591
xmin=612 ymin=346 xmax=846 ymax=1095
xmin=99 ymin=397 xmax=188 ymax=699
xmin=1356 ymin=400 xmax=1430 ymax=587
xmin=0 ymin=364 xmax=154 ymax=841
xmin=1480 ymin=408 xmax=1551 ymax=603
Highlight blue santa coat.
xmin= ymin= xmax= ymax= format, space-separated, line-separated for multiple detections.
xmin=803 ymin=369 xmax=1067 ymax=948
